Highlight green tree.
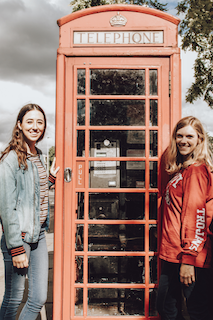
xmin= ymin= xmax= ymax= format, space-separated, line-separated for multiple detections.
xmin=49 ymin=146 xmax=55 ymax=170
xmin=70 ymin=0 xmax=167 ymax=13
xmin=177 ymin=0 xmax=213 ymax=107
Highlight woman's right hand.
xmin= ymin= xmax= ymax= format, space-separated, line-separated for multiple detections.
xmin=12 ymin=253 xmax=28 ymax=268
xmin=180 ymin=263 xmax=195 ymax=286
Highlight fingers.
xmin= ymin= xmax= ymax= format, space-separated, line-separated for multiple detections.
xmin=54 ymin=166 xmax=60 ymax=175
xmin=180 ymin=264 xmax=195 ymax=286
xmin=50 ymin=157 xmax=60 ymax=176
xmin=180 ymin=275 xmax=193 ymax=286
xmin=52 ymin=157 xmax=56 ymax=168
xmin=12 ymin=254 xmax=29 ymax=269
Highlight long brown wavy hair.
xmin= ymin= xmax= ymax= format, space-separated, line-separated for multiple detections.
xmin=165 ymin=116 xmax=213 ymax=174
xmin=0 ymin=104 xmax=46 ymax=169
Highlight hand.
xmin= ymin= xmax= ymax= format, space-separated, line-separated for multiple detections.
xmin=12 ymin=253 xmax=28 ymax=269
xmin=180 ymin=263 xmax=195 ymax=286
xmin=50 ymin=157 xmax=60 ymax=177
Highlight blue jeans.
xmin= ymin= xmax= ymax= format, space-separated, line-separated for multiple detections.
xmin=0 ymin=229 xmax=48 ymax=320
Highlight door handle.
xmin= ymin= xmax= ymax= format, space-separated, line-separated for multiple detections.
xmin=64 ymin=167 xmax=72 ymax=183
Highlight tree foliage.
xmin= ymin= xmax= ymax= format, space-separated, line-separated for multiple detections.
xmin=70 ymin=0 xmax=167 ymax=13
xmin=49 ymin=146 xmax=55 ymax=170
xmin=177 ymin=0 xmax=213 ymax=107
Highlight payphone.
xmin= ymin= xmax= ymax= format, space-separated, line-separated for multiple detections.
xmin=90 ymin=139 xmax=120 ymax=188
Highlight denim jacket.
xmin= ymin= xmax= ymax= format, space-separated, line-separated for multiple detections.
xmin=0 ymin=150 xmax=50 ymax=250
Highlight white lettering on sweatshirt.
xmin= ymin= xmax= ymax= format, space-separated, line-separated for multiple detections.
xmin=189 ymin=208 xmax=205 ymax=251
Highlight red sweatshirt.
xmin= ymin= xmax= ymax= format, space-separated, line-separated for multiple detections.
xmin=159 ymin=163 xmax=213 ymax=268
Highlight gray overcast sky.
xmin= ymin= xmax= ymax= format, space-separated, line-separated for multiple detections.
xmin=0 ymin=0 xmax=213 ymax=152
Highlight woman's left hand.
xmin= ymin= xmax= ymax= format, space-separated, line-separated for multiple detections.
xmin=180 ymin=263 xmax=195 ymax=286
xmin=50 ymin=157 xmax=60 ymax=177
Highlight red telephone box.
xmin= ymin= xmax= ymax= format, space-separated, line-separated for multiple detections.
xmin=54 ymin=5 xmax=181 ymax=320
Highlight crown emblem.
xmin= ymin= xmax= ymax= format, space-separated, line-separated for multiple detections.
xmin=110 ymin=12 xmax=127 ymax=27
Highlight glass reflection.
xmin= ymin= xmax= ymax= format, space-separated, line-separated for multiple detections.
xmin=90 ymin=69 xmax=145 ymax=95
xmin=149 ymin=161 xmax=158 ymax=188
xmin=149 ymin=224 xmax=157 ymax=252
xmin=149 ymin=70 xmax=158 ymax=96
xmin=90 ymin=100 xmax=145 ymax=126
xmin=149 ymin=256 xmax=158 ymax=285
xmin=89 ymin=161 xmax=145 ymax=188
xmin=150 ymin=130 xmax=158 ymax=157
xmin=77 ymin=69 xmax=85 ymax=95
xmin=75 ymin=256 xmax=83 ymax=283
xmin=75 ymin=224 xmax=84 ymax=251
xmin=88 ymin=288 xmax=144 ymax=316
xmin=88 ymin=224 xmax=145 ymax=251
xmin=150 ymin=100 xmax=158 ymax=126
xmin=89 ymin=193 xmax=145 ymax=220
xmin=149 ymin=288 xmax=158 ymax=316
xmin=88 ymin=256 xmax=145 ymax=283
xmin=75 ymin=288 xmax=83 ymax=316
xmin=90 ymin=131 xmax=145 ymax=157
xmin=77 ymin=192 xmax=84 ymax=219
xmin=149 ymin=193 xmax=158 ymax=220
xmin=77 ymin=131 xmax=85 ymax=157
xmin=77 ymin=100 xmax=85 ymax=126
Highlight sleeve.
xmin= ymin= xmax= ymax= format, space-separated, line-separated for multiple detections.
xmin=0 ymin=161 xmax=26 ymax=255
xmin=48 ymin=173 xmax=56 ymax=188
xmin=180 ymin=167 xmax=209 ymax=265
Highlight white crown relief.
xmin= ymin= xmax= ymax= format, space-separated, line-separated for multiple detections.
xmin=110 ymin=12 xmax=127 ymax=27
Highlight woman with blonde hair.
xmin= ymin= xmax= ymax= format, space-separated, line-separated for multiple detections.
xmin=157 ymin=116 xmax=213 ymax=320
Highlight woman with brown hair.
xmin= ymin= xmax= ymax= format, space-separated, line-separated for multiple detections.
xmin=0 ymin=104 xmax=59 ymax=319
xmin=157 ymin=116 xmax=213 ymax=320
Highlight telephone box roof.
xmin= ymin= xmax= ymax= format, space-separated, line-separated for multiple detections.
xmin=57 ymin=4 xmax=180 ymax=27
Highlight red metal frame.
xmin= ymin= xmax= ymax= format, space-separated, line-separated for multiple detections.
xmin=54 ymin=5 xmax=181 ymax=320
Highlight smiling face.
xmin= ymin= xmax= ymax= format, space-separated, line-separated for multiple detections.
xmin=18 ymin=109 xmax=45 ymax=146
xmin=175 ymin=125 xmax=199 ymax=160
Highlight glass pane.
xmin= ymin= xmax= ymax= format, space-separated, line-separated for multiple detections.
xmin=88 ymin=224 xmax=145 ymax=251
xmin=90 ymin=131 xmax=145 ymax=157
xmin=90 ymin=100 xmax=145 ymax=126
xmin=75 ymin=256 xmax=83 ymax=283
xmin=150 ymin=100 xmax=158 ymax=126
xmin=77 ymin=130 xmax=85 ymax=157
xmin=149 ymin=69 xmax=158 ymax=96
xmin=149 ymin=288 xmax=158 ymax=316
xmin=77 ymin=192 xmax=84 ymax=219
xmin=149 ymin=224 xmax=157 ymax=252
xmin=88 ymin=256 xmax=145 ymax=283
xmin=75 ymin=288 xmax=83 ymax=316
xmin=77 ymin=100 xmax=85 ymax=125
xmin=150 ymin=130 xmax=158 ymax=157
xmin=149 ymin=193 xmax=157 ymax=220
xmin=149 ymin=256 xmax=158 ymax=284
xmin=75 ymin=224 xmax=84 ymax=251
xmin=89 ymin=161 xmax=145 ymax=188
xmin=77 ymin=69 xmax=85 ymax=95
xmin=149 ymin=161 xmax=158 ymax=188
xmin=90 ymin=69 xmax=145 ymax=95
xmin=88 ymin=288 xmax=144 ymax=316
xmin=89 ymin=193 xmax=145 ymax=220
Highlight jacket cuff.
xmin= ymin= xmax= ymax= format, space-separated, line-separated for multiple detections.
xmin=10 ymin=246 xmax=26 ymax=257
xmin=48 ymin=173 xmax=56 ymax=184
xmin=181 ymin=254 xmax=196 ymax=265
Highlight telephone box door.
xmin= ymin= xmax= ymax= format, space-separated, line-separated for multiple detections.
xmin=63 ymin=56 xmax=170 ymax=319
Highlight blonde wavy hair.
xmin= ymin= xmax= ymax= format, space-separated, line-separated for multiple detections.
xmin=165 ymin=116 xmax=213 ymax=174
xmin=0 ymin=104 xmax=46 ymax=169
